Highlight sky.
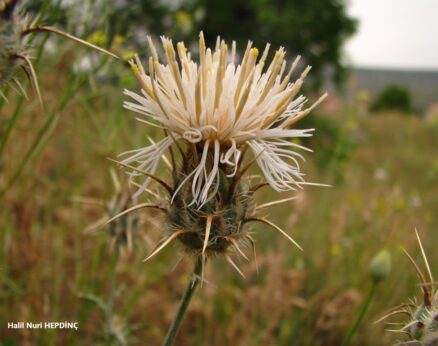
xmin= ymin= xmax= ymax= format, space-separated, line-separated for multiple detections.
xmin=345 ymin=0 xmax=438 ymax=70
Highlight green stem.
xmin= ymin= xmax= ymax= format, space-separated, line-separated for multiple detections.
xmin=162 ymin=258 xmax=203 ymax=346
xmin=106 ymin=246 xmax=120 ymax=345
xmin=341 ymin=281 xmax=377 ymax=346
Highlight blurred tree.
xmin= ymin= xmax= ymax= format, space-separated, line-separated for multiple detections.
xmin=193 ymin=0 xmax=357 ymax=89
xmin=25 ymin=0 xmax=357 ymax=89
xmin=371 ymin=84 xmax=415 ymax=114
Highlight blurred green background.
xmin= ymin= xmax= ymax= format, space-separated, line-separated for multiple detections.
xmin=1 ymin=0 xmax=438 ymax=345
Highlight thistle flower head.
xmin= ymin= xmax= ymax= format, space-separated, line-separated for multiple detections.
xmin=113 ymin=32 xmax=326 ymax=278
xmin=0 ymin=0 xmax=117 ymax=103
xmin=0 ymin=0 xmax=31 ymax=88
xmin=379 ymin=230 xmax=438 ymax=345
xmin=81 ymin=170 xmax=142 ymax=254
xmin=123 ymin=32 xmax=327 ymax=207
xmin=101 ymin=171 xmax=141 ymax=253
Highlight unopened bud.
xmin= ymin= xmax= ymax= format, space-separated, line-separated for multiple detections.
xmin=368 ymin=250 xmax=391 ymax=283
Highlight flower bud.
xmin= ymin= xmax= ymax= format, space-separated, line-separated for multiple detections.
xmin=368 ymin=249 xmax=391 ymax=283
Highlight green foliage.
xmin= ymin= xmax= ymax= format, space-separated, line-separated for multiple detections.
xmin=371 ymin=84 xmax=415 ymax=114
xmin=193 ymin=0 xmax=357 ymax=89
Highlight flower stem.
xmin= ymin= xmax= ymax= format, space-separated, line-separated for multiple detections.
xmin=162 ymin=258 xmax=202 ymax=346
xmin=341 ymin=281 xmax=377 ymax=346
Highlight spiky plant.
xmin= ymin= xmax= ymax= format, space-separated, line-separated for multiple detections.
xmin=0 ymin=0 xmax=34 ymax=101
xmin=378 ymin=230 xmax=438 ymax=346
xmin=0 ymin=0 xmax=117 ymax=103
xmin=111 ymin=32 xmax=327 ymax=276
xmin=81 ymin=169 xmax=142 ymax=253
xmin=109 ymin=32 xmax=327 ymax=345
xmin=77 ymin=170 xmax=145 ymax=344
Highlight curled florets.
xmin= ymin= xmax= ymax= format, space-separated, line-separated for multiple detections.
xmin=122 ymin=32 xmax=327 ymax=207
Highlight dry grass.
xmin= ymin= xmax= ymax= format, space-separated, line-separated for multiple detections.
xmin=1 ymin=61 xmax=437 ymax=345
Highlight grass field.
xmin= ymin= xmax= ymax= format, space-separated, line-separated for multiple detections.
xmin=1 ymin=57 xmax=438 ymax=346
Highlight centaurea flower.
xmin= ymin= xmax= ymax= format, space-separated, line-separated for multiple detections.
xmin=122 ymin=32 xmax=327 ymax=207
xmin=110 ymin=32 xmax=328 ymax=279
xmin=110 ymin=34 xmax=329 ymax=344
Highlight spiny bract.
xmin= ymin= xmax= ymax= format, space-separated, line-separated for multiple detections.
xmin=380 ymin=230 xmax=438 ymax=346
